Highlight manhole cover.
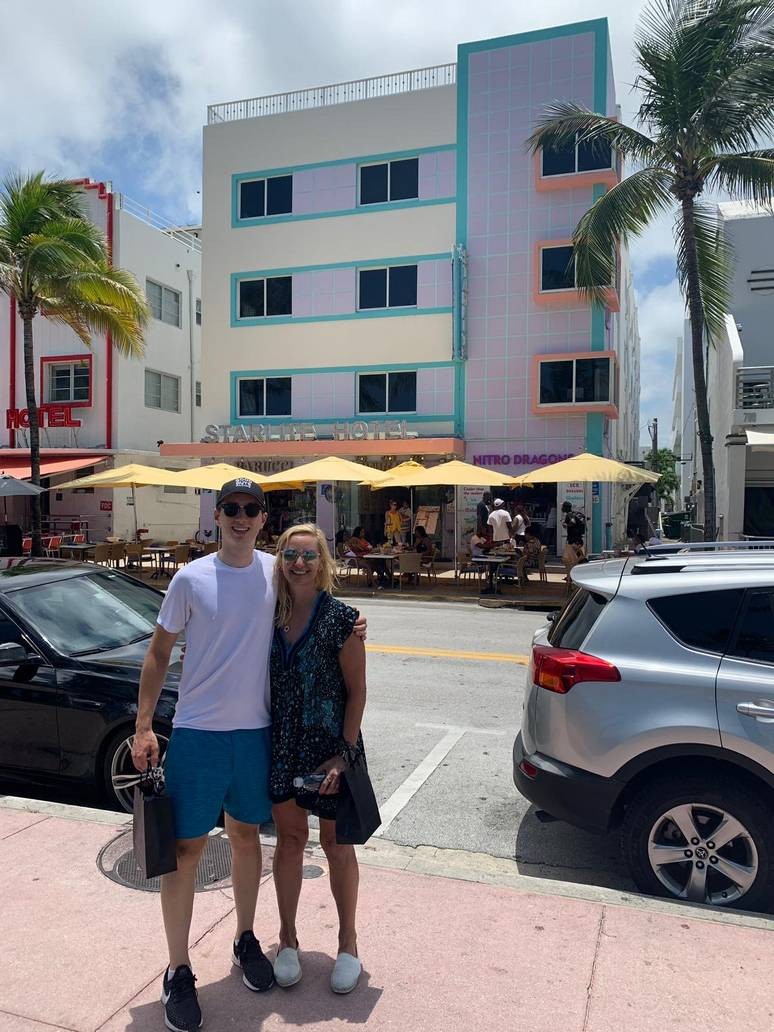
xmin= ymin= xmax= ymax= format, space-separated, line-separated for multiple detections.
xmin=97 ymin=830 xmax=243 ymax=893
xmin=302 ymin=864 xmax=325 ymax=880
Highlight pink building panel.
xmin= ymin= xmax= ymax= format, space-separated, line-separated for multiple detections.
xmin=292 ymin=166 xmax=356 ymax=215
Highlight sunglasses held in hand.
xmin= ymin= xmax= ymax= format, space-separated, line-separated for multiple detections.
xmin=282 ymin=548 xmax=320 ymax=563
xmin=219 ymin=502 xmax=264 ymax=517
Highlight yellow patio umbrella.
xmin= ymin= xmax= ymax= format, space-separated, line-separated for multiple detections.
xmin=509 ymin=453 xmax=660 ymax=485
xmin=167 ymin=463 xmax=300 ymax=492
xmin=263 ymin=456 xmax=391 ymax=549
xmin=55 ymin=463 xmax=189 ymax=542
xmin=371 ymin=459 xmax=524 ymax=575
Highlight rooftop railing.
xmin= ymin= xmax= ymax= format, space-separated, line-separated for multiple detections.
xmin=207 ymin=62 xmax=457 ymax=124
xmin=116 ymin=194 xmax=202 ymax=254
xmin=736 ymin=366 xmax=774 ymax=409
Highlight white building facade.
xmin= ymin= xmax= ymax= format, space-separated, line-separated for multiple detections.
xmin=167 ymin=18 xmax=641 ymax=552
xmin=677 ymin=203 xmax=774 ymax=538
xmin=0 ymin=182 xmax=203 ymax=540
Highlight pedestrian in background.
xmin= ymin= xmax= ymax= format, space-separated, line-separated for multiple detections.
xmin=476 ymin=491 xmax=492 ymax=535
xmin=384 ymin=499 xmax=403 ymax=544
xmin=487 ymin=498 xmax=513 ymax=543
xmin=269 ymin=524 xmax=368 ymax=995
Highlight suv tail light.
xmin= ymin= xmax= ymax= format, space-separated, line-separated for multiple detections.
xmin=532 ymin=644 xmax=620 ymax=693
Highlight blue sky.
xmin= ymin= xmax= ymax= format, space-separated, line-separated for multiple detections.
xmin=0 ymin=0 xmax=688 ymax=447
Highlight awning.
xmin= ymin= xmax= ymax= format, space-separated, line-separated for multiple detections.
xmin=0 ymin=456 xmax=107 ymax=481
xmin=746 ymin=430 xmax=774 ymax=450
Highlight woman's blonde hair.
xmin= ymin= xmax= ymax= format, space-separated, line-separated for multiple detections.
xmin=274 ymin=523 xmax=338 ymax=628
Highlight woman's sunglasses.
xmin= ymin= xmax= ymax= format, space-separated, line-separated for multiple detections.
xmin=219 ymin=502 xmax=264 ymax=518
xmin=282 ymin=548 xmax=320 ymax=563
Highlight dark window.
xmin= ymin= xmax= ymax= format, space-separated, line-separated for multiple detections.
xmin=390 ymin=158 xmax=419 ymax=200
xmin=266 ymin=175 xmax=293 ymax=215
xmin=542 ymin=134 xmax=613 ymax=176
xmin=195 ymin=381 xmax=202 ymax=407
xmin=240 ymin=176 xmax=292 ymax=219
xmin=541 ymin=246 xmax=575 ymax=291
xmin=539 ymin=361 xmax=574 ymax=405
xmin=359 ymin=269 xmax=387 ymax=309
xmin=359 ymin=374 xmax=387 ymax=412
xmin=266 ymin=276 xmax=292 ymax=316
xmin=240 ymin=180 xmax=265 ymax=219
xmin=195 ymin=298 xmax=201 ymax=326
xmin=0 ymin=611 xmax=25 ymax=647
xmin=548 ymin=590 xmax=608 ymax=650
xmin=388 ymin=265 xmax=417 ymax=307
xmin=577 ymin=137 xmax=612 ymax=173
xmin=649 ymin=589 xmax=745 ymax=654
xmin=360 ymin=158 xmax=419 ymax=204
xmin=360 ymin=164 xmax=389 ymax=204
xmin=358 ymin=372 xmax=416 ymax=413
xmin=238 ymin=379 xmax=264 ymax=416
xmin=729 ymin=591 xmax=774 ymax=663
xmin=575 ymin=358 xmax=610 ymax=403
xmin=266 ymin=377 xmax=292 ymax=416
xmin=239 ymin=279 xmax=264 ymax=318
xmin=388 ymin=371 xmax=417 ymax=412
xmin=542 ymin=142 xmax=576 ymax=177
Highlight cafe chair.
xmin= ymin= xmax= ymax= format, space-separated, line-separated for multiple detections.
xmin=203 ymin=542 xmax=219 ymax=554
xmin=22 ymin=536 xmax=32 ymax=554
xmin=109 ymin=543 xmax=127 ymax=568
xmin=125 ymin=543 xmax=150 ymax=570
xmin=456 ymin=551 xmax=481 ymax=582
xmin=169 ymin=544 xmax=190 ymax=573
xmin=93 ymin=543 xmax=112 ymax=566
xmin=44 ymin=535 xmax=62 ymax=558
xmin=396 ymin=551 xmax=422 ymax=590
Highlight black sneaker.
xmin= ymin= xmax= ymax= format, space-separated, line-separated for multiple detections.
xmin=160 ymin=965 xmax=202 ymax=1031
xmin=233 ymin=930 xmax=275 ymax=992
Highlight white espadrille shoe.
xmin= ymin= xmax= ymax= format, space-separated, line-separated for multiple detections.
xmin=330 ymin=952 xmax=362 ymax=994
xmin=274 ymin=947 xmax=302 ymax=988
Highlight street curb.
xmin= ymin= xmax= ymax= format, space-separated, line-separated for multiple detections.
xmin=4 ymin=796 xmax=773 ymax=934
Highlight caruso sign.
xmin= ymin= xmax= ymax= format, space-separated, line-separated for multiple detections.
xmin=472 ymin=452 xmax=574 ymax=467
xmin=201 ymin=420 xmax=420 ymax=444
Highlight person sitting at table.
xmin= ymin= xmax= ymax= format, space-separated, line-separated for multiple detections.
xmin=470 ymin=530 xmax=490 ymax=557
xmin=348 ymin=527 xmax=388 ymax=588
xmin=414 ymin=526 xmax=436 ymax=566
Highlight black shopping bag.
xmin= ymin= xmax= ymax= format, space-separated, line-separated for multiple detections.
xmin=133 ymin=767 xmax=177 ymax=878
xmin=336 ymin=757 xmax=381 ymax=845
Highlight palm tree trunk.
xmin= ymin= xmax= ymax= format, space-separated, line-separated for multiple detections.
xmin=21 ymin=313 xmax=43 ymax=556
xmin=680 ymin=197 xmax=717 ymax=541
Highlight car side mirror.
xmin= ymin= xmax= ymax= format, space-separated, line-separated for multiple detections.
xmin=546 ymin=611 xmax=559 ymax=623
xmin=0 ymin=642 xmax=29 ymax=666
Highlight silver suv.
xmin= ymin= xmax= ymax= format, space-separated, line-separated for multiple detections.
xmin=514 ymin=545 xmax=774 ymax=911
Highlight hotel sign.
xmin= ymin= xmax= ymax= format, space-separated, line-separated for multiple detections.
xmin=6 ymin=404 xmax=81 ymax=429
xmin=201 ymin=420 xmax=420 ymax=444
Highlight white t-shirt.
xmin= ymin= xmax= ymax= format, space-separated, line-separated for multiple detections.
xmin=511 ymin=513 xmax=526 ymax=537
xmin=157 ymin=551 xmax=276 ymax=731
xmin=488 ymin=508 xmax=512 ymax=542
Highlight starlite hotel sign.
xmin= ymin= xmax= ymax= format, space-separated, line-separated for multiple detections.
xmin=201 ymin=420 xmax=420 ymax=444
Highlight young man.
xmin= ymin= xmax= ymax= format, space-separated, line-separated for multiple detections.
xmin=487 ymin=498 xmax=513 ymax=544
xmin=476 ymin=492 xmax=492 ymax=536
xmin=132 ymin=478 xmax=364 ymax=1032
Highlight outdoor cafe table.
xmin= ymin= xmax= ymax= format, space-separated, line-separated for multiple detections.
xmin=472 ymin=553 xmax=517 ymax=595
xmin=60 ymin=542 xmax=96 ymax=561
xmin=146 ymin=546 xmax=173 ymax=579
xmin=359 ymin=551 xmax=399 ymax=586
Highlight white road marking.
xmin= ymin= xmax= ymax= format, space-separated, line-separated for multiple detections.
xmin=416 ymin=722 xmax=506 ymax=737
xmin=373 ymin=727 xmax=466 ymax=837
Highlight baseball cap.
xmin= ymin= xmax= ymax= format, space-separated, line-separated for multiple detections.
xmin=216 ymin=477 xmax=266 ymax=509
xmin=494 ymin=498 xmax=504 ymax=506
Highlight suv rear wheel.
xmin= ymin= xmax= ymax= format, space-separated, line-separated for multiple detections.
xmin=621 ymin=775 xmax=774 ymax=911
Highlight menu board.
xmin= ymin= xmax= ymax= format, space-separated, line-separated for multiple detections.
xmin=414 ymin=505 xmax=440 ymax=535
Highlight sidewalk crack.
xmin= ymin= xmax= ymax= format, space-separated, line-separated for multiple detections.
xmin=0 ymin=1006 xmax=82 ymax=1031
xmin=0 ymin=814 xmax=51 ymax=841
xmin=582 ymin=907 xmax=606 ymax=1032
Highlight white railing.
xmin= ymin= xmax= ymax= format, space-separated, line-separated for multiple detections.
xmin=116 ymin=194 xmax=202 ymax=253
xmin=207 ymin=62 xmax=457 ymax=124
xmin=736 ymin=366 xmax=774 ymax=409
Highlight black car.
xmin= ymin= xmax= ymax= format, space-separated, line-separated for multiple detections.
xmin=0 ymin=558 xmax=180 ymax=812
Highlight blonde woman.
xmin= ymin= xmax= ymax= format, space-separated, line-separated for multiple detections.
xmin=269 ymin=524 xmax=367 ymax=995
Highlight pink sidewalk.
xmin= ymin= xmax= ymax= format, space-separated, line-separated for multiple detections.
xmin=2 ymin=800 xmax=774 ymax=1032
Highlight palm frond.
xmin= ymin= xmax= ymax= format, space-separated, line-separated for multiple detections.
xmin=42 ymin=294 xmax=146 ymax=357
xmin=675 ymin=200 xmax=733 ymax=336
xmin=0 ymin=173 xmax=84 ymax=246
xmin=572 ymin=167 xmax=676 ymax=303
xmin=526 ymin=103 xmax=659 ymax=164
xmin=704 ymin=153 xmax=774 ymax=203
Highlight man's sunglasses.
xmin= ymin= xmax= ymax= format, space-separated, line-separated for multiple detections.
xmin=282 ymin=548 xmax=320 ymax=563
xmin=219 ymin=502 xmax=264 ymax=518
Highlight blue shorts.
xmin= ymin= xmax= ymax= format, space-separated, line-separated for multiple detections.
xmin=163 ymin=727 xmax=272 ymax=840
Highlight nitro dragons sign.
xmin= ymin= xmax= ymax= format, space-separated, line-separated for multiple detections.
xmin=201 ymin=420 xmax=420 ymax=444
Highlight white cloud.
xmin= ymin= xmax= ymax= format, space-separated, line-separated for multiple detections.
xmin=635 ymin=277 xmax=686 ymax=444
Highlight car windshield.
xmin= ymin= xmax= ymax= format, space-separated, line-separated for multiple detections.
xmin=5 ymin=571 xmax=162 ymax=656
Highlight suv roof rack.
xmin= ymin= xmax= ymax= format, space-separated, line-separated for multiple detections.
xmin=642 ymin=540 xmax=774 ymax=556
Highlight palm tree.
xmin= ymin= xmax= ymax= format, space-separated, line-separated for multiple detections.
xmin=527 ymin=0 xmax=774 ymax=540
xmin=0 ymin=173 xmax=149 ymax=555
